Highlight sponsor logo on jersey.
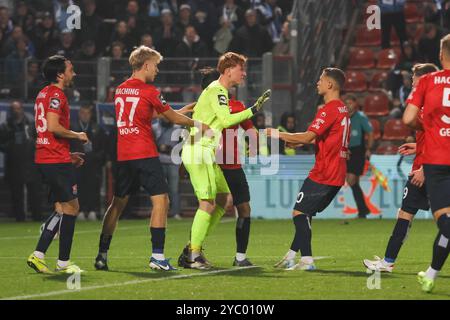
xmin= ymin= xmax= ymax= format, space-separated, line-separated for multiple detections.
xmin=50 ymin=98 xmax=61 ymax=110
xmin=159 ymin=94 xmax=167 ymax=105
xmin=218 ymin=94 xmax=228 ymax=106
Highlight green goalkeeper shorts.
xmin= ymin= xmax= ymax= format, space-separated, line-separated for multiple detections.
xmin=181 ymin=143 xmax=230 ymax=200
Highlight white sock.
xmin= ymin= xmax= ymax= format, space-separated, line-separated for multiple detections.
xmin=57 ymin=260 xmax=69 ymax=268
xmin=33 ymin=251 xmax=45 ymax=259
xmin=286 ymin=250 xmax=297 ymax=260
xmin=236 ymin=253 xmax=246 ymax=262
xmin=382 ymin=259 xmax=394 ymax=266
xmin=152 ymin=253 xmax=165 ymax=261
xmin=190 ymin=251 xmax=200 ymax=261
xmin=425 ymin=266 xmax=439 ymax=280
xmin=300 ymin=256 xmax=314 ymax=265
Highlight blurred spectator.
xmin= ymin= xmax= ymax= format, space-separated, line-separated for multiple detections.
xmin=257 ymin=0 xmax=283 ymax=43
xmin=2 ymin=25 xmax=34 ymax=57
xmin=177 ymin=4 xmax=193 ymax=31
xmin=50 ymin=30 xmax=76 ymax=59
xmin=220 ymin=0 xmax=244 ymax=32
xmin=390 ymin=71 xmax=412 ymax=119
xmin=153 ymin=9 xmax=182 ymax=57
xmin=0 ymin=100 xmax=42 ymax=221
xmin=4 ymin=37 xmax=32 ymax=93
xmin=252 ymin=111 xmax=270 ymax=155
xmin=53 ymin=0 xmax=74 ymax=32
xmin=273 ymin=20 xmax=290 ymax=55
xmin=26 ymin=59 xmax=42 ymax=99
xmin=152 ymin=117 xmax=182 ymax=218
xmin=140 ymin=33 xmax=155 ymax=49
xmin=277 ymin=111 xmax=296 ymax=155
xmin=12 ymin=1 xmax=34 ymax=37
xmin=386 ymin=41 xmax=418 ymax=97
xmin=109 ymin=41 xmax=129 ymax=87
xmin=228 ymin=9 xmax=273 ymax=57
xmin=418 ymin=23 xmax=442 ymax=67
xmin=213 ymin=15 xmax=234 ymax=55
xmin=188 ymin=0 xmax=219 ymax=49
xmin=120 ymin=0 xmax=147 ymax=40
xmin=73 ymin=40 xmax=98 ymax=101
xmin=110 ymin=20 xmax=136 ymax=54
xmin=0 ymin=6 xmax=13 ymax=39
xmin=176 ymin=25 xmax=209 ymax=100
xmin=378 ymin=0 xmax=407 ymax=52
xmin=33 ymin=11 xmax=59 ymax=59
xmin=345 ymin=95 xmax=373 ymax=219
xmin=77 ymin=0 xmax=104 ymax=49
xmin=71 ymin=104 xmax=107 ymax=221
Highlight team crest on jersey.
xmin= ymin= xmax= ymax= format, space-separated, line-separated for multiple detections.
xmin=72 ymin=184 xmax=78 ymax=196
xmin=158 ymin=94 xmax=167 ymax=105
xmin=321 ymin=112 xmax=327 ymax=117
xmin=50 ymin=98 xmax=61 ymax=110
xmin=218 ymin=94 xmax=227 ymax=106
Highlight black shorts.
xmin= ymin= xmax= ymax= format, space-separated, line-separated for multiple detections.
xmin=222 ymin=167 xmax=250 ymax=206
xmin=347 ymin=146 xmax=366 ymax=176
xmin=37 ymin=163 xmax=77 ymax=203
xmin=293 ymin=178 xmax=341 ymax=216
xmin=114 ymin=157 xmax=169 ymax=197
xmin=400 ymin=177 xmax=429 ymax=215
xmin=423 ymin=164 xmax=450 ymax=213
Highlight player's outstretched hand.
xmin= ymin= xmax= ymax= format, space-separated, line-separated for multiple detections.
xmin=398 ymin=143 xmax=416 ymax=156
xmin=70 ymin=152 xmax=85 ymax=168
xmin=179 ymin=102 xmax=196 ymax=115
xmin=252 ymin=89 xmax=271 ymax=112
xmin=77 ymin=132 xmax=89 ymax=144
xmin=409 ymin=167 xmax=425 ymax=188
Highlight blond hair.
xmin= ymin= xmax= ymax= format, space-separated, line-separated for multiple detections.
xmin=129 ymin=46 xmax=162 ymax=71
xmin=217 ymin=52 xmax=247 ymax=74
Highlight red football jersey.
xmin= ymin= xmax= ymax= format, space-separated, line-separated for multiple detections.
xmin=34 ymin=85 xmax=71 ymax=164
xmin=307 ymin=99 xmax=350 ymax=186
xmin=114 ymin=78 xmax=170 ymax=161
xmin=407 ymin=70 xmax=450 ymax=166
xmin=217 ymin=99 xmax=254 ymax=169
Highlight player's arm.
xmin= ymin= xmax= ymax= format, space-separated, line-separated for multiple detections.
xmin=403 ymin=104 xmax=423 ymax=130
xmin=212 ymin=89 xmax=270 ymax=128
xmin=161 ymin=108 xmax=209 ymax=132
xmin=266 ymin=128 xmax=317 ymax=144
xmin=47 ymin=112 xmax=88 ymax=143
xmin=178 ymin=102 xmax=196 ymax=115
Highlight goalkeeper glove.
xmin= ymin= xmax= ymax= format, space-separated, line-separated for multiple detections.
xmin=251 ymin=89 xmax=271 ymax=113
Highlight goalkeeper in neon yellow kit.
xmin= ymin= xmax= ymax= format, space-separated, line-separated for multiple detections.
xmin=180 ymin=52 xmax=271 ymax=269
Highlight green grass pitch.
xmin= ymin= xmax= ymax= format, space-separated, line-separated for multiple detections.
xmin=0 ymin=218 xmax=449 ymax=300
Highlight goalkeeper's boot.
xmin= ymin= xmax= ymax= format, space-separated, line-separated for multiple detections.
xmin=27 ymin=253 xmax=51 ymax=274
xmin=274 ymin=254 xmax=296 ymax=269
xmin=287 ymin=259 xmax=316 ymax=271
xmin=417 ymin=271 xmax=435 ymax=293
xmin=149 ymin=257 xmax=177 ymax=271
xmin=55 ymin=261 xmax=84 ymax=274
xmin=363 ymin=255 xmax=394 ymax=273
xmin=94 ymin=254 xmax=108 ymax=271
xmin=233 ymin=258 xmax=254 ymax=267
xmin=199 ymin=247 xmax=212 ymax=267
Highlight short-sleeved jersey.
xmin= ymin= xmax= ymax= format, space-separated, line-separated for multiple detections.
xmin=190 ymin=80 xmax=253 ymax=150
xmin=407 ymin=70 xmax=450 ymax=166
xmin=34 ymin=85 xmax=71 ymax=164
xmin=307 ymin=99 xmax=350 ymax=187
xmin=349 ymin=111 xmax=373 ymax=148
xmin=115 ymin=78 xmax=170 ymax=162
xmin=217 ymin=99 xmax=254 ymax=170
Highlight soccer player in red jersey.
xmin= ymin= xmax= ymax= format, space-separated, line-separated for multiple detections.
xmin=27 ymin=55 xmax=89 ymax=274
xmin=94 ymin=46 xmax=206 ymax=272
xmin=403 ymin=35 xmax=450 ymax=293
xmin=267 ymin=68 xmax=350 ymax=270
xmin=363 ymin=63 xmax=439 ymax=273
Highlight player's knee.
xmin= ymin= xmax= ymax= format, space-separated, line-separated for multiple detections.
xmin=237 ymin=203 xmax=251 ymax=218
xmin=398 ymin=209 xmax=415 ymax=221
xmin=346 ymin=174 xmax=357 ymax=187
xmin=437 ymin=214 xmax=450 ymax=238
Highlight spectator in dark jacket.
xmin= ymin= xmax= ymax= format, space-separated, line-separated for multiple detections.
xmin=32 ymin=11 xmax=59 ymax=59
xmin=0 ymin=100 xmax=42 ymax=221
xmin=418 ymin=23 xmax=442 ymax=67
xmin=50 ymin=30 xmax=77 ymax=59
xmin=152 ymin=9 xmax=182 ymax=57
xmin=71 ymin=104 xmax=107 ymax=221
xmin=378 ymin=0 xmax=407 ymax=52
xmin=228 ymin=8 xmax=273 ymax=57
